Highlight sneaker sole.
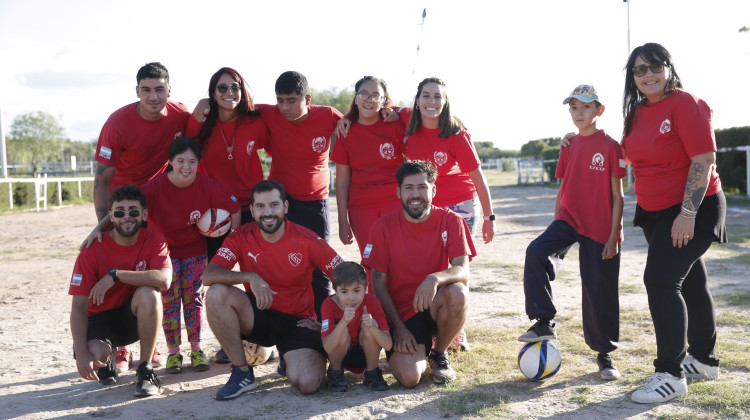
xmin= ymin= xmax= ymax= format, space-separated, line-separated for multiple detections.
xmin=166 ymin=367 xmax=182 ymax=374
xmin=134 ymin=387 xmax=161 ymax=397
xmin=216 ymin=382 xmax=258 ymax=401
xmin=193 ymin=364 xmax=210 ymax=372
xmin=518 ymin=334 xmax=556 ymax=343
xmin=600 ymin=369 xmax=621 ymax=380
xmin=631 ymin=387 xmax=686 ymax=404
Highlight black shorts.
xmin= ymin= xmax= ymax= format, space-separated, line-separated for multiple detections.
xmin=386 ymin=310 xmax=438 ymax=359
xmin=86 ymin=297 xmax=139 ymax=347
xmin=241 ymin=293 xmax=325 ymax=357
xmin=342 ymin=344 xmax=367 ymax=373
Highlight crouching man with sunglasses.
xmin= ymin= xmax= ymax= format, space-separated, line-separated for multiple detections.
xmin=69 ymin=184 xmax=172 ymax=397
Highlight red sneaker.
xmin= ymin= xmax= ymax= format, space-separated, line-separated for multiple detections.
xmin=115 ymin=347 xmax=132 ymax=373
xmin=151 ymin=348 xmax=165 ymax=367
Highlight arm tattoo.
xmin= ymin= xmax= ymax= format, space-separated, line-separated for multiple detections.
xmin=372 ymin=270 xmax=384 ymax=281
xmin=682 ymin=161 xmax=708 ymax=212
xmin=95 ymin=162 xmax=111 ymax=175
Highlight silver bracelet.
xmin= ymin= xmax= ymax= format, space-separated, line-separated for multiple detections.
xmin=680 ymin=206 xmax=697 ymax=215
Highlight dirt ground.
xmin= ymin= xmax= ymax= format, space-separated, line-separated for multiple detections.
xmin=1 ymin=184 xmax=749 ymax=419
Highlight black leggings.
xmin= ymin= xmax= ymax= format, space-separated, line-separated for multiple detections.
xmin=634 ymin=192 xmax=726 ymax=377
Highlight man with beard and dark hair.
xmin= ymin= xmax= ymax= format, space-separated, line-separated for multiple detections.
xmin=362 ymin=160 xmax=476 ymax=387
xmin=69 ymin=184 xmax=172 ymax=398
xmin=203 ymin=180 xmax=344 ymax=400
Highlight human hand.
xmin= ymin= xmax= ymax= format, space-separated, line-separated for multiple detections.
xmin=380 ymin=107 xmax=399 ymax=122
xmin=79 ymin=228 xmax=103 ymax=251
xmin=250 ymin=276 xmax=278 ymax=309
xmin=482 ymin=220 xmax=495 ymax=244
xmin=342 ymin=305 xmax=356 ymax=323
xmin=360 ymin=305 xmax=377 ymax=330
xmin=297 ymin=317 xmax=322 ymax=332
xmin=338 ymin=219 xmax=354 ymax=245
xmin=413 ymin=276 xmax=438 ymax=313
xmin=560 ymin=132 xmax=576 ymax=148
xmin=192 ymin=98 xmax=211 ymax=123
xmin=671 ymin=213 xmax=696 ymax=248
xmin=602 ymin=239 xmax=619 ymax=259
xmin=89 ymin=274 xmax=116 ymax=306
xmin=335 ymin=118 xmax=351 ymax=138
xmin=76 ymin=351 xmax=106 ymax=381
xmin=392 ymin=325 xmax=418 ymax=355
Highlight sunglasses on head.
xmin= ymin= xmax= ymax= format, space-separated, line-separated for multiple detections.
xmin=217 ymin=83 xmax=241 ymax=94
xmin=632 ymin=62 xmax=666 ymax=77
xmin=113 ymin=209 xmax=141 ymax=218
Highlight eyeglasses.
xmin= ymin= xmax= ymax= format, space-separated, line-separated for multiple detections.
xmin=217 ymin=83 xmax=241 ymax=94
xmin=632 ymin=62 xmax=666 ymax=77
xmin=113 ymin=209 xmax=141 ymax=218
xmin=356 ymin=91 xmax=383 ymax=102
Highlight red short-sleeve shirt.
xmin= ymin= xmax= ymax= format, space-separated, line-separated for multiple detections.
xmin=320 ymin=294 xmax=389 ymax=345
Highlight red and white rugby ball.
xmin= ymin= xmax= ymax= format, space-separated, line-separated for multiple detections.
xmin=195 ymin=208 xmax=231 ymax=237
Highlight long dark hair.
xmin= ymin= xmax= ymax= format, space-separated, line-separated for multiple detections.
xmin=405 ymin=77 xmax=466 ymax=138
xmin=165 ymin=137 xmax=201 ymax=172
xmin=196 ymin=67 xmax=260 ymax=144
xmin=623 ymin=43 xmax=683 ymax=136
xmin=343 ymin=76 xmax=393 ymax=122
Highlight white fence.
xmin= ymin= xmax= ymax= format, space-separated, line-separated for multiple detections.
xmin=1 ymin=174 xmax=94 ymax=212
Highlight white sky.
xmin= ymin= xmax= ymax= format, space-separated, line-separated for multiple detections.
xmin=1 ymin=0 xmax=748 ymax=151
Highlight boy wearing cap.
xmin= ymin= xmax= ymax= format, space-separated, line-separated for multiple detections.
xmin=518 ymin=85 xmax=626 ymax=380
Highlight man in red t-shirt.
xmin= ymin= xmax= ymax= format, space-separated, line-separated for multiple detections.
xmin=69 ymin=185 xmax=172 ymax=398
xmin=93 ymin=62 xmax=190 ymax=222
xmin=362 ymin=161 xmax=477 ymax=387
xmin=203 ymin=180 xmax=344 ymax=400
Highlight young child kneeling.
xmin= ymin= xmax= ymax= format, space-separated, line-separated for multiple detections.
xmin=321 ymin=262 xmax=393 ymax=391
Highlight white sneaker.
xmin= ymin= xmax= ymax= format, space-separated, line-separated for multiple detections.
xmin=683 ymin=355 xmax=719 ymax=380
xmin=631 ymin=372 xmax=688 ymax=404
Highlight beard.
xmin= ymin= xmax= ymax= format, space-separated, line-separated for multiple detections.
xmin=401 ymin=198 xmax=430 ymax=220
xmin=255 ymin=215 xmax=283 ymax=234
xmin=114 ymin=220 xmax=141 ymax=238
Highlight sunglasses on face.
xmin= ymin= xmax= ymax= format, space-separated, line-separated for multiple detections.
xmin=217 ymin=83 xmax=241 ymax=94
xmin=113 ymin=209 xmax=141 ymax=218
xmin=632 ymin=62 xmax=666 ymax=77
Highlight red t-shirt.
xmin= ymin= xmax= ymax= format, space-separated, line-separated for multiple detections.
xmin=141 ymin=173 xmax=240 ymax=258
xmin=555 ymin=130 xmax=626 ymax=245
xmin=212 ymin=221 xmax=343 ymax=318
xmin=68 ymin=228 xmax=171 ymax=316
xmin=96 ymin=101 xmax=190 ymax=190
xmin=186 ymin=116 xmax=269 ymax=209
xmin=257 ymin=104 xmax=343 ymax=201
xmin=330 ymin=119 xmax=406 ymax=207
xmin=362 ymin=207 xmax=476 ymax=322
xmin=622 ymin=89 xmax=721 ymax=211
xmin=320 ymin=294 xmax=389 ymax=345
xmin=399 ymin=108 xmax=481 ymax=207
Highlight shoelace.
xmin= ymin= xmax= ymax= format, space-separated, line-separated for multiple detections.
xmin=643 ymin=373 xmax=670 ymax=391
xmin=140 ymin=368 xmax=162 ymax=388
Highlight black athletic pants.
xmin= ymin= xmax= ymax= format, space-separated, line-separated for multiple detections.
xmin=523 ymin=219 xmax=620 ymax=354
xmin=635 ymin=192 xmax=725 ymax=378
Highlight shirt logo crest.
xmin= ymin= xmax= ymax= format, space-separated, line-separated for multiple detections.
xmin=288 ymin=252 xmax=302 ymax=267
xmin=659 ymin=119 xmax=671 ymax=134
xmin=379 ymin=142 xmax=395 ymax=160
xmin=434 ymin=151 xmax=448 ymax=166
xmin=136 ymin=261 xmax=147 ymax=271
xmin=188 ymin=210 xmax=201 ymax=225
xmin=311 ymin=136 xmax=327 ymax=153
xmin=441 ymin=230 xmax=448 ymax=246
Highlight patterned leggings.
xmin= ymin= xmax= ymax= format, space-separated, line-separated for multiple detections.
xmin=445 ymin=196 xmax=480 ymax=236
xmin=162 ymin=255 xmax=207 ymax=350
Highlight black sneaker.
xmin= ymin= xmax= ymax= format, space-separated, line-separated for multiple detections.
xmin=596 ymin=353 xmax=621 ymax=380
xmin=363 ymin=368 xmax=388 ymax=391
xmin=216 ymin=365 xmax=257 ymax=400
xmin=428 ymin=349 xmax=457 ymax=384
xmin=97 ymin=344 xmax=119 ymax=385
xmin=327 ymin=369 xmax=348 ymax=392
xmin=518 ymin=319 xmax=557 ymax=342
xmin=277 ymin=357 xmax=287 ymax=377
xmin=134 ymin=361 xmax=162 ymax=397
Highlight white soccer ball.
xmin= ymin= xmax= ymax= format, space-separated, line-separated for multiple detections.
xmin=195 ymin=208 xmax=231 ymax=237
xmin=518 ymin=340 xmax=562 ymax=381
xmin=243 ymin=341 xmax=273 ymax=366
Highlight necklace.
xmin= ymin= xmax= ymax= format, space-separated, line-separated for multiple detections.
xmin=217 ymin=121 xmax=235 ymax=160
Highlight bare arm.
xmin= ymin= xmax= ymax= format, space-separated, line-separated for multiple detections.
xmin=413 ymin=255 xmax=470 ymax=313
xmin=70 ymin=295 xmax=102 ymax=381
xmin=203 ymin=262 xmax=277 ymax=309
xmin=672 ymin=151 xmax=715 ymax=248
xmin=360 ymin=305 xmax=393 ymax=351
xmin=93 ymin=163 xmax=115 ymax=221
xmin=335 ymin=164 xmax=353 ymax=245
xmin=88 ymin=267 xmax=171 ymax=306
xmin=372 ymin=269 xmax=416 ymax=355
xmin=322 ymin=306 xmax=353 ymax=354
xmin=230 ymin=210 xmax=241 ymax=230
xmin=554 ymin=180 xmax=564 ymax=218
xmin=603 ymin=177 xmax=624 ymax=260
xmin=468 ymin=168 xmax=496 ymax=243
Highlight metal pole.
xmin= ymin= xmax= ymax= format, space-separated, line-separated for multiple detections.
xmin=625 ymin=0 xmax=634 ymax=191
xmin=0 ymin=107 xmax=8 ymax=179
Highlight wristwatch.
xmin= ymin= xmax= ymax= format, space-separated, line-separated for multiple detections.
xmin=109 ymin=268 xmax=119 ymax=283
xmin=483 ymin=214 xmax=496 ymax=221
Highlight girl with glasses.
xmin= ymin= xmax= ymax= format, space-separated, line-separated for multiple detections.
xmin=622 ymin=43 xmax=726 ymax=404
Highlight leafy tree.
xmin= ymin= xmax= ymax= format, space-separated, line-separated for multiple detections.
xmin=7 ymin=111 xmax=68 ymax=163
xmin=311 ymin=87 xmax=354 ymax=115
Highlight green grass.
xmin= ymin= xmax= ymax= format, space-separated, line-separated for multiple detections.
xmin=726 ymin=223 xmax=750 ymax=244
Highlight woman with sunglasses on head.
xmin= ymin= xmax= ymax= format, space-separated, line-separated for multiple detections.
xmin=140 ymin=137 xmax=240 ymax=375
xmin=621 ymin=43 xmax=726 ymax=404
xmin=331 ymin=76 xmax=406 ymax=258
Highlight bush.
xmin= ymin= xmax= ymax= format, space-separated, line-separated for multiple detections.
xmin=715 ymin=126 xmax=750 ymax=195
xmin=11 ymin=183 xmax=33 ymax=206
